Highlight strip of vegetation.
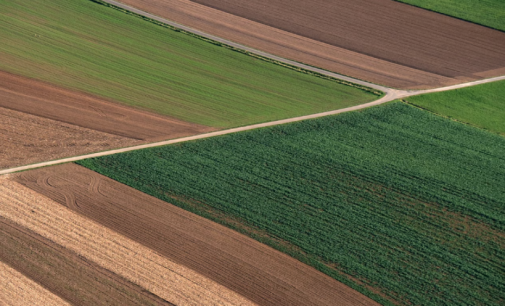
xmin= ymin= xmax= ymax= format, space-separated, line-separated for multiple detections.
xmin=395 ymin=0 xmax=505 ymax=32
xmin=91 ymin=0 xmax=382 ymax=96
xmin=78 ymin=102 xmax=505 ymax=306
xmin=0 ymin=0 xmax=376 ymax=128
xmin=406 ymin=80 xmax=505 ymax=136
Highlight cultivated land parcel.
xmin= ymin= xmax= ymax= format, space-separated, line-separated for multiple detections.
xmin=406 ymin=80 xmax=505 ymax=136
xmin=395 ymin=0 xmax=505 ymax=32
xmin=0 ymin=0 xmax=376 ymax=128
xmin=78 ymin=102 xmax=505 ymax=305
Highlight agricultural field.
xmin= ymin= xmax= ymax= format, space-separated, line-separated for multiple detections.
xmin=0 ymin=0 xmax=376 ymax=128
xmin=78 ymin=102 xmax=505 ymax=305
xmin=406 ymin=80 xmax=505 ymax=136
xmin=395 ymin=0 xmax=505 ymax=32
xmin=183 ymin=0 xmax=505 ymax=88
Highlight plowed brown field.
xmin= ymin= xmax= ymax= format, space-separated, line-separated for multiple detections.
xmin=0 ymin=177 xmax=256 ymax=306
xmin=117 ymin=0 xmax=505 ymax=89
xmin=0 ymin=217 xmax=173 ymax=306
xmin=0 ymin=71 xmax=215 ymax=169
xmin=0 ymin=71 xmax=214 ymax=140
xmin=14 ymin=163 xmax=379 ymax=306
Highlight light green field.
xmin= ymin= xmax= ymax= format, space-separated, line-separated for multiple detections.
xmin=0 ymin=0 xmax=376 ymax=128
xmin=395 ymin=0 xmax=505 ymax=32
xmin=406 ymin=80 xmax=505 ymax=135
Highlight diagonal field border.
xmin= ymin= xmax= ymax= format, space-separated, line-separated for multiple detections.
xmin=1 ymin=75 xmax=504 ymax=176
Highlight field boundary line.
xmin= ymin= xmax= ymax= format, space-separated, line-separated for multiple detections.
xmin=1 ymin=74 xmax=504 ymax=176
xmin=94 ymin=0 xmax=388 ymax=94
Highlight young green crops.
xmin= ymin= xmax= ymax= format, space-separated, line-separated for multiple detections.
xmin=79 ymin=102 xmax=505 ymax=306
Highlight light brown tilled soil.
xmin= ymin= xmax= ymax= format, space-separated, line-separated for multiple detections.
xmin=15 ymin=163 xmax=379 ymax=306
xmin=0 ymin=106 xmax=140 ymax=170
xmin=0 ymin=217 xmax=174 ymax=306
xmin=0 ymin=260 xmax=70 ymax=306
xmin=117 ymin=0 xmax=505 ymax=89
xmin=0 ymin=71 xmax=214 ymax=140
xmin=0 ymin=178 xmax=255 ymax=306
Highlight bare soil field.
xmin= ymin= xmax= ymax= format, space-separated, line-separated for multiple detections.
xmin=117 ymin=0 xmax=505 ymax=89
xmin=13 ymin=163 xmax=379 ymax=306
xmin=0 ymin=177 xmax=256 ymax=306
xmin=0 ymin=71 xmax=214 ymax=140
xmin=0 ymin=217 xmax=173 ymax=306
xmin=0 ymin=260 xmax=70 ymax=306
xmin=0 ymin=107 xmax=140 ymax=170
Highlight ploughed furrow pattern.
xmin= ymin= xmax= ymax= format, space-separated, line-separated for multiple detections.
xmin=0 ymin=70 xmax=215 ymax=141
xmin=0 ymin=177 xmax=257 ymax=306
xmin=14 ymin=163 xmax=379 ymax=306
xmin=0 ymin=106 xmax=140 ymax=170
xmin=0 ymin=260 xmax=70 ymax=306
xmin=116 ymin=0 xmax=455 ymax=89
xmin=189 ymin=0 xmax=505 ymax=78
xmin=0 ymin=216 xmax=173 ymax=306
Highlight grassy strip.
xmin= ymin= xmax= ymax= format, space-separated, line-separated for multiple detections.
xmin=406 ymin=80 xmax=505 ymax=136
xmin=78 ymin=102 xmax=505 ymax=305
xmin=0 ymin=0 xmax=376 ymax=128
xmin=395 ymin=0 xmax=505 ymax=32
xmin=91 ymin=0 xmax=382 ymax=96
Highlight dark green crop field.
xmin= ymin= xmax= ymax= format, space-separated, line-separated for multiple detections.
xmin=395 ymin=0 xmax=505 ymax=32
xmin=407 ymin=80 xmax=505 ymax=136
xmin=0 ymin=0 xmax=375 ymax=128
xmin=79 ymin=102 xmax=505 ymax=305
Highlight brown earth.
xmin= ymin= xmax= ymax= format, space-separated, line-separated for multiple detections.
xmin=14 ymin=163 xmax=380 ymax=306
xmin=0 ymin=217 xmax=174 ymax=306
xmin=0 ymin=70 xmax=214 ymax=140
xmin=0 ymin=260 xmax=70 ymax=306
xmin=0 ymin=177 xmax=256 ymax=306
xmin=116 ymin=0 xmax=505 ymax=89
xmin=0 ymin=106 xmax=140 ymax=169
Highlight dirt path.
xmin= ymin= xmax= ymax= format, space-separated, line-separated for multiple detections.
xmin=1 ymin=75 xmax=503 ymax=176
xmin=112 ymin=0 xmax=505 ymax=89
xmin=12 ymin=164 xmax=380 ymax=306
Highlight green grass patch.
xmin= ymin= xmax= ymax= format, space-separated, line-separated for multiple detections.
xmin=0 ymin=0 xmax=376 ymax=128
xmin=78 ymin=102 xmax=505 ymax=305
xmin=406 ymin=80 xmax=505 ymax=136
xmin=395 ymin=0 xmax=505 ymax=32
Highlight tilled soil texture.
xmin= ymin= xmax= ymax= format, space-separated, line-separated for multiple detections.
xmin=0 ymin=178 xmax=254 ymax=306
xmin=0 ymin=71 xmax=214 ymax=140
xmin=116 ymin=0 xmax=505 ymax=89
xmin=0 ymin=217 xmax=174 ymax=306
xmin=0 ymin=107 xmax=140 ymax=169
xmin=0 ymin=260 xmax=70 ymax=306
xmin=15 ymin=163 xmax=379 ymax=306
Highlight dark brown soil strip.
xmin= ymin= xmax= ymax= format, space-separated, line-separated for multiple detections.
xmin=189 ymin=0 xmax=505 ymax=78
xmin=0 ymin=216 xmax=174 ymax=306
xmin=15 ymin=163 xmax=379 ymax=306
xmin=0 ymin=70 xmax=214 ymax=140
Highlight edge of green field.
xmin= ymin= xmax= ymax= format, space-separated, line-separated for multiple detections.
xmin=77 ymin=101 xmax=505 ymax=305
xmin=405 ymin=80 xmax=505 ymax=136
xmin=91 ymin=0 xmax=382 ymax=96
xmin=394 ymin=0 xmax=505 ymax=32
xmin=0 ymin=0 xmax=380 ymax=129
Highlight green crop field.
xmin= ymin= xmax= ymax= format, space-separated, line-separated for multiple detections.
xmin=406 ymin=80 xmax=505 ymax=136
xmin=0 ymin=0 xmax=376 ymax=128
xmin=395 ymin=0 xmax=505 ymax=32
xmin=79 ymin=102 xmax=505 ymax=306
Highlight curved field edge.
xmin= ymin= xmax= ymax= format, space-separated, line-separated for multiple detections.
xmin=90 ymin=0 xmax=382 ymax=96
xmin=77 ymin=102 xmax=505 ymax=305
xmin=394 ymin=0 xmax=505 ymax=32
xmin=405 ymin=80 xmax=505 ymax=136
xmin=0 ymin=0 xmax=378 ymax=129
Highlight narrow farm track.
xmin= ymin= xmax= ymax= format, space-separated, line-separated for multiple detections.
xmin=1 ymin=75 xmax=504 ymax=176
